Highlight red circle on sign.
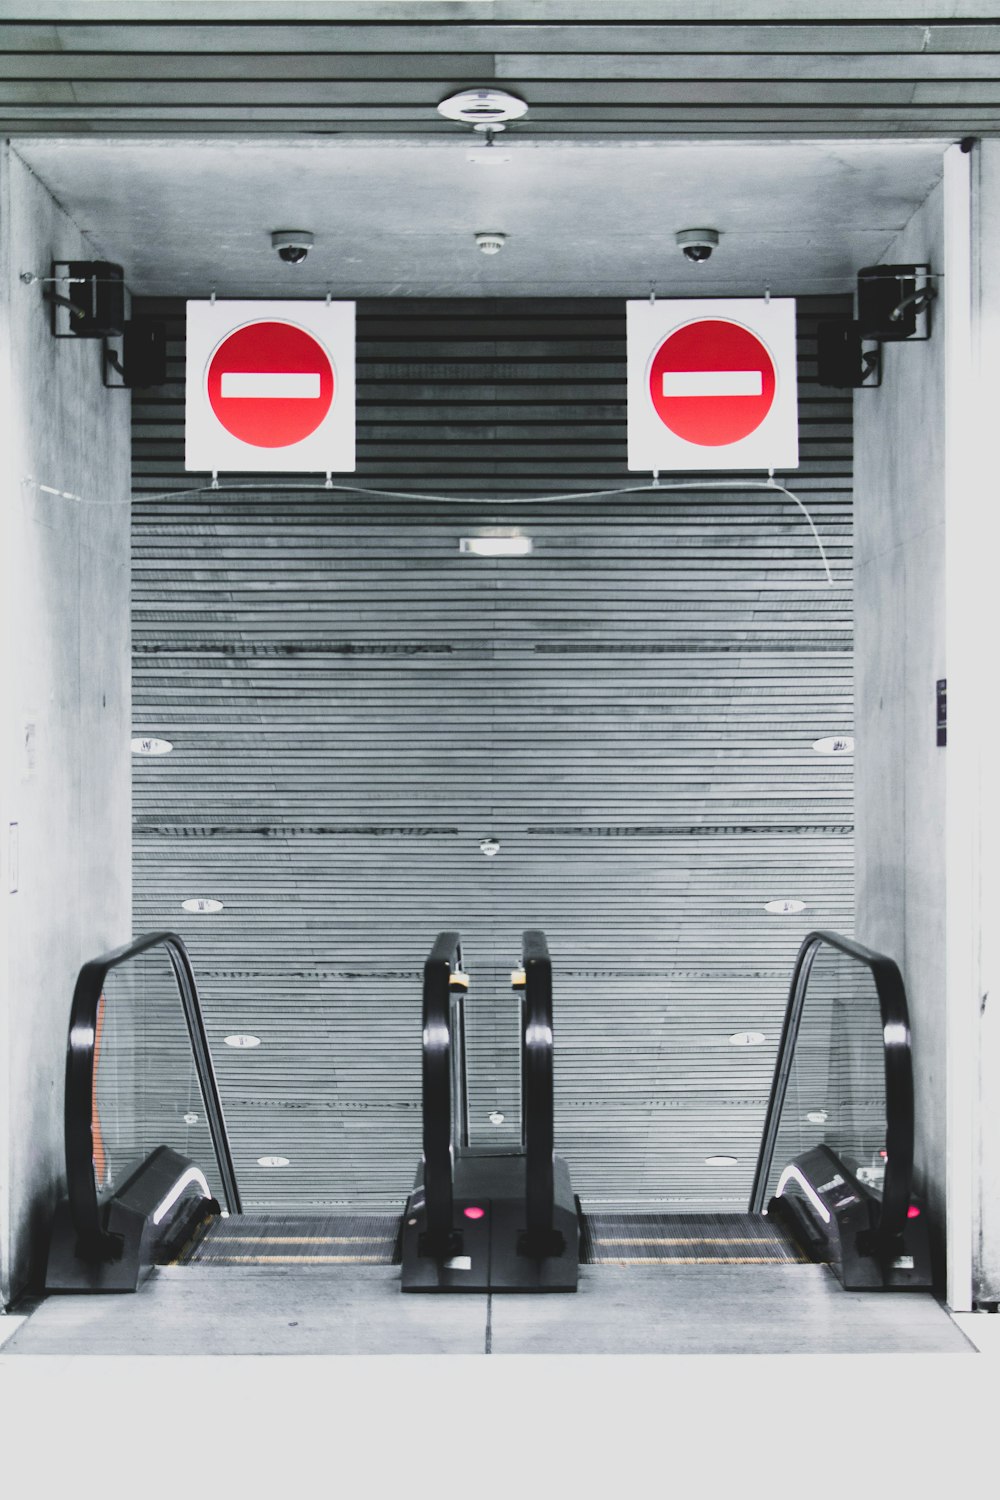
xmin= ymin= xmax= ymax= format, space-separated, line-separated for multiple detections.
xmin=648 ymin=319 xmax=775 ymax=447
xmin=207 ymin=320 xmax=334 ymax=448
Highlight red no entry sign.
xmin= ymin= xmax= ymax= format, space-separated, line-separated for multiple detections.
xmin=185 ymin=299 xmax=355 ymax=474
xmin=627 ymin=298 xmax=798 ymax=473
xmin=207 ymin=320 xmax=334 ymax=448
xmin=648 ymin=319 xmax=775 ymax=447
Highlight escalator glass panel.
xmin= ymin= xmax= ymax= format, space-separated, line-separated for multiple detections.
xmin=762 ymin=943 xmax=888 ymax=1206
xmin=90 ymin=943 xmax=226 ymax=1206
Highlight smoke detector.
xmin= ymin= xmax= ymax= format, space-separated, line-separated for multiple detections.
xmin=438 ymin=89 xmax=528 ymax=126
xmin=475 ymin=232 xmax=507 ymax=256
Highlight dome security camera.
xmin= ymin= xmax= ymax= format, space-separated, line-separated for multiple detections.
xmin=676 ymin=228 xmax=720 ymax=264
xmin=271 ymin=230 xmax=314 ymax=265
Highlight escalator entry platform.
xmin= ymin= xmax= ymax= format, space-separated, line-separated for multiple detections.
xmin=171 ymin=1211 xmax=403 ymax=1267
xmin=580 ymin=1210 xmax=810 ymax=1266
xmin=400 ymin=1152 xmax=580 ymax=1292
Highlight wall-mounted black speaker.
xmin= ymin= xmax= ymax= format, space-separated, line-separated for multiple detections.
xmin=816 ymin=318 xmax=881 ymax=389
xmin=64 ymin=260 xmax=125 ymax=337
xmin=104 ymin=319 xmax=168 ymax=389
xmin=857 ymin=265 xmax=920 ymax=341
xmin=122 ymin=319 xmax=167 ymax=387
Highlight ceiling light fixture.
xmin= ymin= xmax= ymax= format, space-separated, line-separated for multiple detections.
xmin=764 ymin=899 xmax=806 ymax=914
xmin=257 ymin=1156 xmax=290 ymax=1168
xmin=460 ymin=535 xmax=532 ymax=556
xmin=474 ymin=232 xmax=507 ymax=256
xmin=438 ymin=88 xmax=528 ymax=127
xmin=181 ymin=898 xmax=224 ymax=914
xmin=729 ymin=1031 xmax=766 ymax=1046
xmin=489 ymin=1111 xmax=505 ymax=1125
xmin=224 ymin=1034 xmax=261 ymax=1049
xmin=705 ymin=1155 xmax=739 ymax=1166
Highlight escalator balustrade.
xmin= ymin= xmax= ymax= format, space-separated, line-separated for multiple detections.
xmin=46 ymin=931 xmax=238 ymax=1291
xmin=47 ymin=924 xmax=931 ymax=1297
xmin=578 ymin=930 xmax=933 ymax=1291
xmin=399 ymin=929 xmax=580 ymax=1292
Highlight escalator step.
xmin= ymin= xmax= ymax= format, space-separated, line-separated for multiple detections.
xmin=170 ymin=1212 xmax=404 ymax=1266
xmin=579 ymin=1210 xmax=811 ymax=1265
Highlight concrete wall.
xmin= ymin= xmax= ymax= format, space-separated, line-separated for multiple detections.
xmin=853 ymin=177 xmax=947 ymax=1274
xmin=973 ymin=142 xmax=1000 ymax=1304
xmin=0 ymin=144 xmax=131 ymax=1307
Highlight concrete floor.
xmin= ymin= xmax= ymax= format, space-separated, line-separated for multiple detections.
xmin=0 ymin=1262 xmax=976 ymax=1357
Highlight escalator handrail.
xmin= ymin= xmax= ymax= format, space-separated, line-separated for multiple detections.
xmin=522 ymin=929 xmax=555 ymax=1236
xmin=749 ymin=929 xmax=914 ymax=1252
xmin=422 ymin=930 xmax=461 ymax=1246
xmin=66 ymin=930 xmax=240 ymax=1261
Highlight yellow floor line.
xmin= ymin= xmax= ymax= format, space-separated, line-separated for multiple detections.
xmin=593 ymin=1255 xmax=809 ymax=1265
xmin=191 ymin=1254 xmax=388 ymax=1264
xmin=594 ymin=1236 xmax=783 ymax=1246
xmin=205 ymin=1236 xmax=387 ymax=1245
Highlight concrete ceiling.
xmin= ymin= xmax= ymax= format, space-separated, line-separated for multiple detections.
xmin=15 ymin=136 xmax=946 ymax=299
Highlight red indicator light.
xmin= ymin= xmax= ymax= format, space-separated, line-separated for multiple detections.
xmin=463 ymin=1206 xmax=485 ymax=1220
xmin=907 ymin=1205 xmax=921 ymax=1219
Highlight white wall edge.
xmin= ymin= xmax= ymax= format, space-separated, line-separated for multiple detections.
xmin=0 ymin=140 xmax=16 ymax=1310
xmin=943 ymin=141 xmax=978 ymax=1313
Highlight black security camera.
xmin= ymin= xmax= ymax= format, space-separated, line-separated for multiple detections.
xmin=271 ymin=230 xmax=314 ymax=265
xmin=676 ymin=228 xmax=720 ymax=264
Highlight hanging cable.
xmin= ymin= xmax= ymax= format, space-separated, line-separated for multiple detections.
xmin=20 ymin=474 xmax=836 ymax=584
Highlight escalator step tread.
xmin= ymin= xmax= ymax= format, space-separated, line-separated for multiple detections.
xmin=173 ymin=1212 xmax=404 ymax=1266
xmin=579 ymin=1211 xmax=810 ymax=1265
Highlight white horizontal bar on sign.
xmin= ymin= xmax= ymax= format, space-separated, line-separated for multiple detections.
xmin=662 ymin=370 xmax=763 ymax=397
xmin=220 ymin=372 xmax=321 ymax=399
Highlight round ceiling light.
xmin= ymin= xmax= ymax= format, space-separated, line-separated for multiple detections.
xmin=438 ymin=89 xmax=528 ymax=126
xmin=181 ymin=898 xmax=224 ymax=914
xmin=257 ymin=1155 xmax=290 ymax=1168
xmin=225 ymin=1034 xmax=261 ymax=1049
xmin=474 ymin=231 xmax=507 ymax=256
xmin=489 ymin=1111 xmax=505 ymax=1125
xmin=705 ymin=1155 xmax=739 ymax=1166
xmin=806 ymin=1110 xmax=829 ymax=1124
xmin=729 ymin=1031 xmax=766 ymax=1046
xmin=813 ymin=735 xmax=855 ymax=755
xmin=131 ymin=736 xmax=173 ymax=755
xmin=764 ymin=899 xmax=806 ymax=914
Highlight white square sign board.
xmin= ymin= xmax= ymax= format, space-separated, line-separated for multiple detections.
xmin=627 ymin=297 xmax=798 ymax=472
xmin=185 ymin=300 xmax=355 ymax=473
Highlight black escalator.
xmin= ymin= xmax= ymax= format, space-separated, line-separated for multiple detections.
xmin=577 ymin=930 xmax=933 ymax=1291
xmin=45 ymin=925 xmax=575 ymax=1293
xmin=45 ymin=930 xmax=400 ymax=1291
xmin=399 ymin=929 xmax=579 ymax=1292
xmin=46 ymin=925 xmax=932 ymax=1297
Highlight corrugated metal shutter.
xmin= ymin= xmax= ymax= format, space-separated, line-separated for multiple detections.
xmin=131 ymin=295 xmax=853 ymax=1211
